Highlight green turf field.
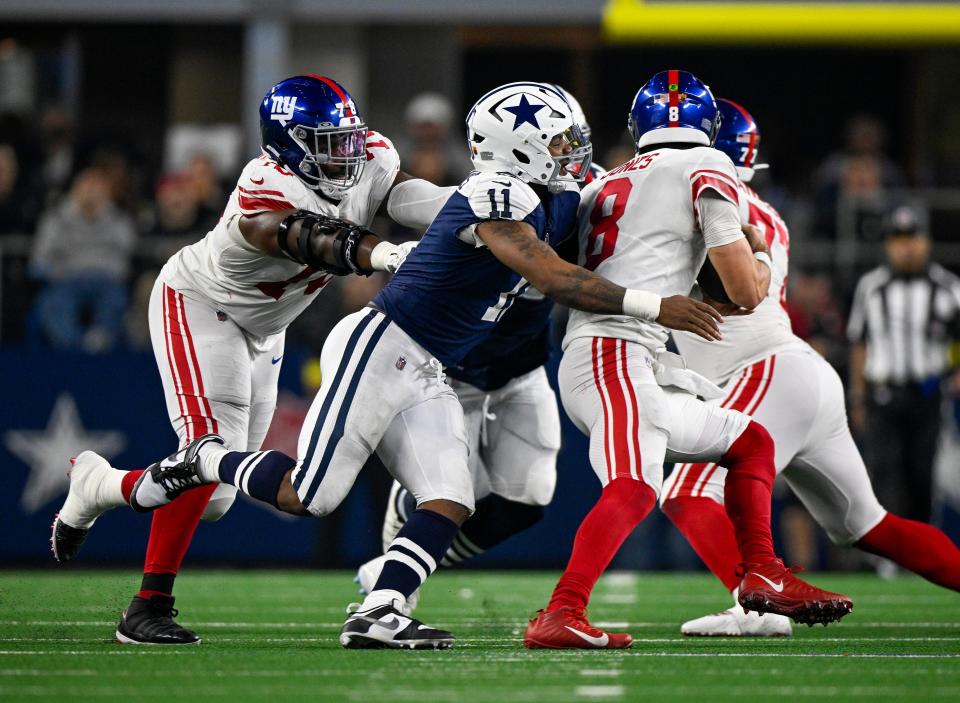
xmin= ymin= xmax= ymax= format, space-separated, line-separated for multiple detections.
xmin=0 ymin=570 xmax=958 ymax=702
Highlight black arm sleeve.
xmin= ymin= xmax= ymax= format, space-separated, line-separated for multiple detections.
xmin=277 ymin=210 xmax=370 ymax=276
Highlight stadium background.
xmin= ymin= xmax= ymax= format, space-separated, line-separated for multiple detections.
xmin=3 ymin=0 xmax=960 ymax=572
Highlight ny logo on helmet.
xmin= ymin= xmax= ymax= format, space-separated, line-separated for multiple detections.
xmin=270 ymin=96 xmax=299 ymax=124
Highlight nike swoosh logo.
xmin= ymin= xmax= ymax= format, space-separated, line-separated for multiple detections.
xmin=251 ymin=177 xmax=265 ymax=184
xmin=378 ymin=617 xmax=401 ymax=631
xmin=271 ymin=355 xmax=283 ymax=365
xmin=564 ymin=626 xmax=609 ymax=647
xmin=755 ymin=573 xmax=785 ymax=592
xmin=493 ymin=180 xmax=512 ymax=187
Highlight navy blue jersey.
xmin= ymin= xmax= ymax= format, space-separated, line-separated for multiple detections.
xmin=447 ymin=294 xmax=553 ymax=391
xmin=375 ymin=171 xmax=579 ymax=367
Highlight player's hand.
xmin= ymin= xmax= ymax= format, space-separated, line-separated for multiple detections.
xmin=702 ymin=292 xmax=754 ymax=317
xmin=375 ymin=240 xmax=418 ymax=274
xmin=657 ymin=295 xmax=723 ymax=341
xmin=743 ymin=223 xmax=769 ymax=255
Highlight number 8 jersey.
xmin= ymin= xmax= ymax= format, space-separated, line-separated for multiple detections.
xmin=564 ymin=146 xmax=743 ymax=353
xmin=375 ymin=170 xmax=579 ymax=368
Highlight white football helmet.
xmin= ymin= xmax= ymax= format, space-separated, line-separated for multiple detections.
xmin=466 ymin=82 xmax=591 ymax=189
xmin=551 ymin=84 xmax=592 ymax=142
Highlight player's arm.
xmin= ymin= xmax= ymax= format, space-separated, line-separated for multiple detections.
xmin=382 ymin=170 xmax=457 ymax=230
xmin=703 ymin=195 xmax=771 ymax=310
xmin=475 ymin=219 xmax=722 ymax=341
xmin=238 ymin=209 xmax=405 ymax=275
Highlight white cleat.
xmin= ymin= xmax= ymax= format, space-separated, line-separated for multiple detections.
xmin=681 ymin=605 xmax=793 ymax=637
xmin=355 ymin=554 xmax=420 ymax=617
xmin=51 ymin=451 xmax=123 ymax=562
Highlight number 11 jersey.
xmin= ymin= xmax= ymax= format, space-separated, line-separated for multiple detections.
xmin=375 ymin=170 xmax=579 ymax=367
xmin=564 ymin=146 xmax=743 ymax=354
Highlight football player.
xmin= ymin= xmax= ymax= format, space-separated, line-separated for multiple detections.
xmin=352 ymin=84 xmax=604 ymax=615
xmin=51 ymin=74 xmax=457 ymax=645
xmin=524 ymin=70 xmax=853 ymax=650
xmin=62 ymin=82 xmax=724 ymax=649
xmin=661 ymin=98 xmax=960 ymax=637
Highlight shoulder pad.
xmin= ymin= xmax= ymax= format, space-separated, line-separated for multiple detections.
xmin=460 ymin=172 xmax=540 ymax=222
xmin=363 ymin=130 xmax=401 ymax=173
xmin=237 ymin=156 xmax=312 ymax=214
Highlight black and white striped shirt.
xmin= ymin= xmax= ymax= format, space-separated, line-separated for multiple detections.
xmin=848 ymin=263 xmax=960 ymax=385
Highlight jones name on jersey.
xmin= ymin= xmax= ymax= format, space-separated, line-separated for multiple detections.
xmin=376 ymin=171 xmax=579 ymax=367
xmin=161 ymin=131 xmax=399 ymax=339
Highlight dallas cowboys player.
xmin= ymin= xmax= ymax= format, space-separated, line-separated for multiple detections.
xmin=51 ymin=74 xmax=455 ymax=646
xmin=354 ymin=84 xmax=606 ymax=614
xmin=61 ymin=82 xmax=723 ymax=650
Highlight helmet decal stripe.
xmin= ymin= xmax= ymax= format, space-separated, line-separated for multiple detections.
xmin=668 ymin=69 xmax=680 ymax=127
xmin=306 ymin=74 xmax=354 ymax=117
xmin=723 ymin=98 xmax=757 ymax=167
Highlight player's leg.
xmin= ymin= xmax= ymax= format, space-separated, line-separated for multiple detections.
xmin=665 ymin=381 xmax=853 ymax=625
xmin=120 ymin=284 xmax=258 ymax=645
xmin=786 ymin=356 xmax=960 ymax=591
xmin=526 ymin=338 xmax=663 ymax=649
xmin=660 ymin=352 xmax=818 ymax=636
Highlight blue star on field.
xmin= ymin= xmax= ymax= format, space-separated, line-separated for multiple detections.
xmin=505 ymin=95 xmax=545 ymax=131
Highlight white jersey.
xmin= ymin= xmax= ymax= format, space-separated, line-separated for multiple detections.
xmin=160 ymin=131 xmax=400 ymax=340
xmin=564 ymin=146 xmax=743 ymax=353
xmin=674 ymin=182 xmax=805 ymax=385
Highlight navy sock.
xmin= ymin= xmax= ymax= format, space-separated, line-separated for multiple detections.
xmin=217 ymin=450 xmax=296 ymax=508
xmin=444 ymin=494 xmax=544 ymax=565
xmin=374 ymin=509 xmax=459 ymax=598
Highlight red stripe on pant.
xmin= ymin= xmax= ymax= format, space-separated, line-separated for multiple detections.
xmin=599 ymin=339 xmax=635 ymax=481
xmin=141 ymin=287 xmax=220 ymax=587
xmin=669 ymin=358 xmax=767 ymax=500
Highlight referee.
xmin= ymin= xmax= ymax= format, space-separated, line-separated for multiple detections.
xmin=848 ymin=205 xmax=960 ymax=522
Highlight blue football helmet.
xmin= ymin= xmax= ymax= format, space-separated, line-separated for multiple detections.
xmin=715 ymin=98 xmax=768 ymax=183
xmin=628 ymin=70 xmax=720 ymax=150
xmin=259 ymin=74 xmax=367 ymax=196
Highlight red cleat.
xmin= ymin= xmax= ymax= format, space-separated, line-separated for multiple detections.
xmin=523 ymin=606 xmax=633 ymax=649
xmin=738 ymin=560 xmax=853 ymax=626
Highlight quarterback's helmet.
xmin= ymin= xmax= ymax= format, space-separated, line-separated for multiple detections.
xmin=628 ymin=70 xmax=720 ymax=150
xmin=259 ymin=74 xmax=366 ymax=196
xmin=466 ymin=82 xmax=591 ymax=189
xmin=715 ymin=98 xmax=768 ymax=183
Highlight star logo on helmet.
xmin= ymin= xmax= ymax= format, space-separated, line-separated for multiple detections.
xmin=504 ymin=95 xmax=545 ymax=131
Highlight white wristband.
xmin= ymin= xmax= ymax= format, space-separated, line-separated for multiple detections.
xmin=754 ymin=251 xmax=772 ymax=269
xmin=369 ymin=241 xmax=397 ymax=272
xmin=622 ymin=289 xmax=662 ymax=322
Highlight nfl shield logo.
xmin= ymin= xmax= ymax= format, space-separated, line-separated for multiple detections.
xmin=395 ymin=356 xmax=406 ymax=370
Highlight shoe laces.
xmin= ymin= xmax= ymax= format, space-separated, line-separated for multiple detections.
xmin=738 ymin=559 xmax=804 ymax=578
xmin=146 ymin=596 xmax=179 ymax=620
xmin=155 ymin=462 xmax=200 ymax=498
xmin=560 ymin=606 xmax=604 ymax=636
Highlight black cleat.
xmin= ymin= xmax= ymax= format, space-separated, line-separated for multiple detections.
xmin=115 ymin=595 xmax=200 ymax=645
xmin=130 ymin=434 xmax=223 ymax=512
xmin=50 ymin=514 xmax=89 ymax=563
xmin=339 ymin=604 xmax=454 ymax=650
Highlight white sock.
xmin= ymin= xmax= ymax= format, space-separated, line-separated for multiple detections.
xmin=359 ymin=589 xmax=406 ymax=613
xmin=196 ymin=443 xmax=230 ymax=483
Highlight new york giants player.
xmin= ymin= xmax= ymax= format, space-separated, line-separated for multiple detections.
xmin=51 ymin=74 xmax=453 ymax=645
xmin=524 ymin=71 xmax=853 ymax=650
xmin=661 ymin=98 xmax=960 ymax=637
xmin=65 ymin=82 xmax=725 ymax=650
xmin=353 ymin=85 xmax=605 ymax=615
